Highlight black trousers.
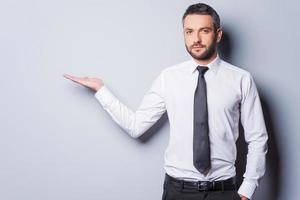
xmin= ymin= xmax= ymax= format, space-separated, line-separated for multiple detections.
xmin=161 ymin=174 xmax=241 ymax=200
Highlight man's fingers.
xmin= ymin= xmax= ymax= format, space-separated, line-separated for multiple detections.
xmin=63 ymin=74 xmax=77 ymax=81
xmin=63 ymin=74 xmax=89 ymax=85
xmin=63 ymin=74 xmax=82 ymax=81
xmin=63 ymin=73 xmax=101 ymax=91
xmin=64 ymin=74 xmax=85 ymax=82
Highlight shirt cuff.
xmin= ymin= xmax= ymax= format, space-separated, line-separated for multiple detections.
xmin=94 ymin=85 xmax=113 ymax=108
xmin=237 ymin=179 xmax=257 ymax=200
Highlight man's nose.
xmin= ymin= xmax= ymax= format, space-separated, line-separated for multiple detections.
xmin=193 ymin=33 xmax=201 ymax=43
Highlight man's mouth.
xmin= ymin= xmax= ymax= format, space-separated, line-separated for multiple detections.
xmin=192 ymin=45 xmax=205 ymax=49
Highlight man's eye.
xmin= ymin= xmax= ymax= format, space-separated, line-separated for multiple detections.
xmin=186 ymin=31 xmax=192 ymax=34
xmin=202 ymin=29 xmax=210 ymax=33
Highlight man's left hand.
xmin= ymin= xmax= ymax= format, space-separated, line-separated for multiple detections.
xmin=240 ymin=194 xmax=249 ymax=200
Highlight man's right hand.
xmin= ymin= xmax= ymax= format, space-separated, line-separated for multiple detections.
xmin=63 ymin=74 xmax=104 ymax=92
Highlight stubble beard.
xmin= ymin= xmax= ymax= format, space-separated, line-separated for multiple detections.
xmin=185 ymin=37 xmax=217 ymax=61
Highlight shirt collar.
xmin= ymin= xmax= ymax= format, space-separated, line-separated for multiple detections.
xmin=188 ymin=54 xmax=221 ymax=75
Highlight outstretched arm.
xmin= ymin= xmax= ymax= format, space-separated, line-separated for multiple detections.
xmin=63 ymin=72 xmax=167 ymax=138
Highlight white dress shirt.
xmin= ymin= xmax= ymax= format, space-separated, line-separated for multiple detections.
xmin=94 ymin=55 xmax=268 ymax=200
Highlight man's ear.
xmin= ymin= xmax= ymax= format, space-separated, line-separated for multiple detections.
xmin=216 ymin=28 xmax=223 ymax=43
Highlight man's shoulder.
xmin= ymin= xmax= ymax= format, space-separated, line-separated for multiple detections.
xmin=160 ymin=59 xmax=192 ymax=74
xmin=219 ymin=59 xmax=252 ymax=77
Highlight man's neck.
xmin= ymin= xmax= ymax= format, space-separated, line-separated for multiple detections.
xmin=193 ymin=52 xmax=218 ymax=66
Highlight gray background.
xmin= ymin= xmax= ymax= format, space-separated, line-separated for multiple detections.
xmin=0 ymin=0 xmax=299 ymax=199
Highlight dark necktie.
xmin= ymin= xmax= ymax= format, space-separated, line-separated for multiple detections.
xmin=193 ymin=65 xmax=211 ymax=175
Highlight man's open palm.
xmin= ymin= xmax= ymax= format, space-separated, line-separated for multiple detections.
xmin=63 ymin=74 xmax=104 ymax=92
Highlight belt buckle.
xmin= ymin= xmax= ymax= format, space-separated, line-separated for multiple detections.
xmin=197 ymin=181 xmax=210 ymax=191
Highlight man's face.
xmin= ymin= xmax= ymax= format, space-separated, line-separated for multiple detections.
xmin=183 ymin=14 xmax=222 ymax=61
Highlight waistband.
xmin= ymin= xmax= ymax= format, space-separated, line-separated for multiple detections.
xmin=164 ymin=173 xmax=237 ymax=191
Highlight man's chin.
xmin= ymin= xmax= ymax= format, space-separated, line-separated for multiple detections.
xmin=189 ymin=49 xmax=206 ymax=58
xmin=191 ymin=53 xmax=209 ymax=60
xmin=190 ymin=48 xmax=216 ymax=60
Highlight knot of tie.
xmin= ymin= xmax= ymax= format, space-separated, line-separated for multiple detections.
xmin=197 ymin=66 xmax=209 ymax=76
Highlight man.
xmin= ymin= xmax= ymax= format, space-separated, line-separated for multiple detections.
xmin=63 ymin=3 xmax=268 ymax=200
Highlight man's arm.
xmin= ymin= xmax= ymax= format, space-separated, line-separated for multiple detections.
xmin=63 ymin=72 xmax=167 ymax=138
xmin=238 ymin=73 xmax=268 ymax=200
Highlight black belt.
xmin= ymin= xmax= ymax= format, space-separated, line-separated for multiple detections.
xmin=165 ymin=173 xmax=237 ymax=191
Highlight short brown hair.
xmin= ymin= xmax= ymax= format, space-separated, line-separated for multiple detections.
xmin=182 ymin=3 xmax=221 ymax=30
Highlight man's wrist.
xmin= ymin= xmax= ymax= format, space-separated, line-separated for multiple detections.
xmin=237 ymin=179 xmax=257 ymax=200
xmin=95 ymin=84 xmax=104 ymax=92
